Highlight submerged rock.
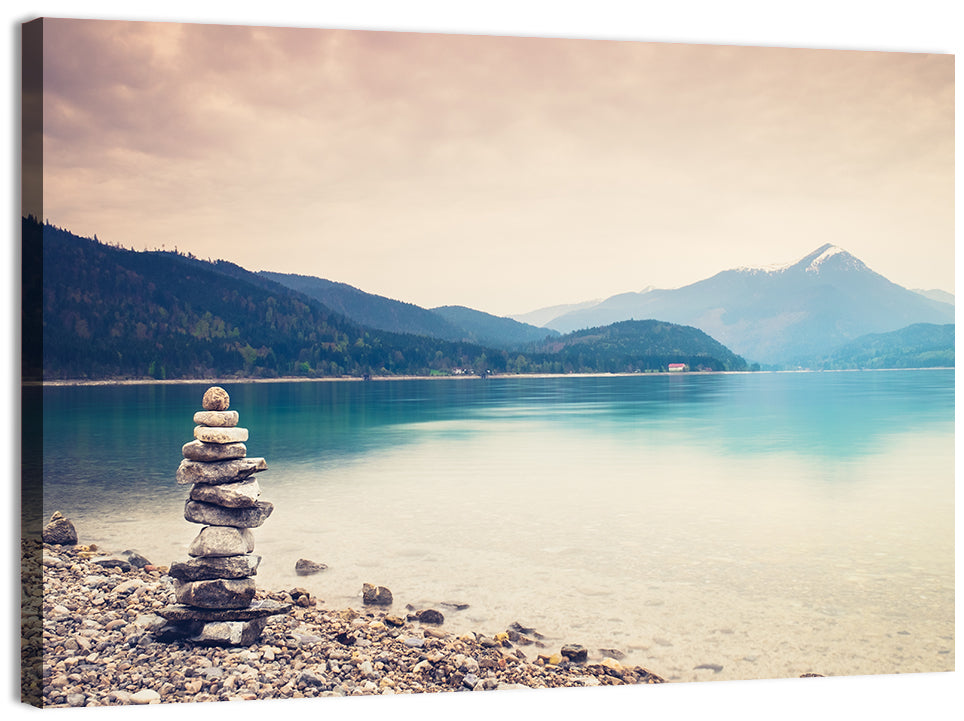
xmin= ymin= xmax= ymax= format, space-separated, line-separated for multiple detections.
xmin=295 ymin=558 xmax=328 ymax=576
xmin=415 ymin=609 xmax=445 ymax=625
xmin=362 ymin=583 xmax=393 ymax=606
xmin=561 ymin=644 xmax=588 ymax=663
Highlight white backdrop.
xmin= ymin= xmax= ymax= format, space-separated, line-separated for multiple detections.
xmin=4 ymin=2 xmax=961 ymax=721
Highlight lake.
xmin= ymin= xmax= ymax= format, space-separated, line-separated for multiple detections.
xmin=34 ymin=370 xmax=954 ymax=682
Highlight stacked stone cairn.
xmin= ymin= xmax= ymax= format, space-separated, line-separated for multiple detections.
xmin=157 ymin=386 xmax=290 ymax=645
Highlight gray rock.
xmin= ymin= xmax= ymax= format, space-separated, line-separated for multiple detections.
xmin=189 ymin=479 xmax=261 ymax=508
xmin=299 ymin=670 xmax=327 ymax=688
xmin=191 ymin=617 xmax=268 ymax=646
xmin=361 ymin=583 xmax=393 ymax=606
xmin=130 ymin=688 xmax=161 ymax=705
xmin=694 ymin=663 xmax=723 ymax=673
xmin=182 ymin=440 xmax=247 ymax=462
xmin=416 ymin=609 xmax=445 ymax=625
xmin=184 ymin=500 xmax=274 ymax=528
xmin=194 ymin=426 xmax=248 ymax=444
xmin=156 ymin=599 xmax=290 ymax=622
xmin=120 ymin=549 xmax=151 ymax=568
xmin=187 ymin=526 xmax=255 ymax=557
xmin=202 ymin=386 xmax=230 ymax=411
xmin=176 ymin=457 xmax=267 ymax=485
xmin=42 ymin=511 xmax=78 ymax=545
xmin=174 ymin=577 xmax=256 ymax=608
xmin=169 ymin=554 xmax=261 ymax=581
xmin=561 ymin=644 xmax=588 ymax=663
xmin=295 ymin=558 xmax=328 ymax=576
xmin=92 ymin=556 xmax=132 ymax=571
xmin=193 ymin=410 xmax=239 ymax=427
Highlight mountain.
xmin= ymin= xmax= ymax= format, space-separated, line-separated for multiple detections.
xmin=913 ymin=288 xmax=954 ymax=306
xmin=431 ymin=305 xmax=559 ymax=348
xmin=542 ymin=244 xmax=954 ymax=365
xmin=812 ymin=323 xmax=954 ymax=370
xmin=31 ymin=217 xmax=745 ymax=380
xmin=511 ymin=298 xmax=605 ymax=328
xmin=527 ymin=319 xmax=748 ymax=373
xmin=258 ymin=271 xmax=466 ymax=342
xmin=260 ymin=271 xmax=557 ymax=349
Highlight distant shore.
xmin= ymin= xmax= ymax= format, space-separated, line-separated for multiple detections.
xmin=30 ymin=366 xmax=953 ymax=387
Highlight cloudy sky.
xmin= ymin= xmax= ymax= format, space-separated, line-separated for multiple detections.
xmin=39 ymin=18 xmax=954 ymax=317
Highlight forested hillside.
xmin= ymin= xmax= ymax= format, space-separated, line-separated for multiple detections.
xmin=527 ymin=320 xmax=749 ymax=373
xmin=31 ymin=218 xmax=498 ymax=380
xmin=258 ymin=271 xmax=468 ymax=342
xmin=811 ymin=323 xmax=954 ymax=370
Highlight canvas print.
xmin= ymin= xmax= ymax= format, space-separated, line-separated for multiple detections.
xmin=21 ymin=18 xmax=954 ymax=709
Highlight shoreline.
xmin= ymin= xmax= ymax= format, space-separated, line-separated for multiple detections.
xmin=28 ymin=366 xmax=954 ymax=387
xmin=26 ymin=539 xmax=664 ymax=708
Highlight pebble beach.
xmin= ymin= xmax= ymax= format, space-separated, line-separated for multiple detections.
xmin=24 ymin=538 xmax=663 ymax=708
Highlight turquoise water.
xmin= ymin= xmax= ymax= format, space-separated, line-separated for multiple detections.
xmin=37 ymin=371 xmax=954 ymax=681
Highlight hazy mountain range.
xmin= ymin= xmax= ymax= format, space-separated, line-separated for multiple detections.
xmin=27 ymin=215 xmax=953 ymax=379
xmin=514 ymin=244 xmax=954 ymax=365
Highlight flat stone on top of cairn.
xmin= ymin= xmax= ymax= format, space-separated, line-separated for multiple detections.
xmin=157 ymin=386 xmax=290 ymax=644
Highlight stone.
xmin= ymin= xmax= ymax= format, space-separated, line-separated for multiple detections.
xmin=295 ymin=558 xmax=328 ymax=576
xmin=91 ymin=556 xmax=132 ymax=571
xmin=157 ymin=599 xmax=291 ymax=622
xmin=130 ymin=689 xmax=161 ymax=705
xmin=184 ymin=500 xmax=274 ymax=528
xmin=190 ymin=618 xmax=268 ymax=645
xmin=416 ymin=609 xmax=444 ymax=625
xmin=169 ymin=554 xmax=261 ymax=581
xmin=188 ymin=526 xmax=255 ymax=557
xmin=189 ymin=479 xmax=261 ymax=508
xmin=120 ymin=549 xmax=151 ymax=568
xmin=193 ymin=410 xmax=239 ymax=427
xmin=175 ymin=457 xmax=267 ymax=485
xmin=561 ymin=644 xmax=588 ymax=663
xmin=182 ymin=440 xmax=247 ymax=462
xmin=361 ymin=583 xmax=393 ymax=606
xmin=194 ymin=426 xmax=248 ymax=444
xmin=202 ymin=386 xmax=230 ymax=411
xmin=694 ymin=663 xmax=724 ymax=673
xmin=174 ymin=577 xmax=256 ymax=608
xmin=42 ymin=511 xmax=78 ymax=545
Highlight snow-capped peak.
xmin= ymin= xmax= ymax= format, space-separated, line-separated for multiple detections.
xmin=737 ymin=244 xmax=863 ymax=276
xmin=801 ymin=244 xmax=847 ymax=272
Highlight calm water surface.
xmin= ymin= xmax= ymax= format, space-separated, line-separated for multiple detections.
xmin=37 ymin=371 xmax=954 ymax=682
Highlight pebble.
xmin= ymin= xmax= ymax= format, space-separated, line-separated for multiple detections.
xmin=29 ymin=540 xmax=664 ymax=708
